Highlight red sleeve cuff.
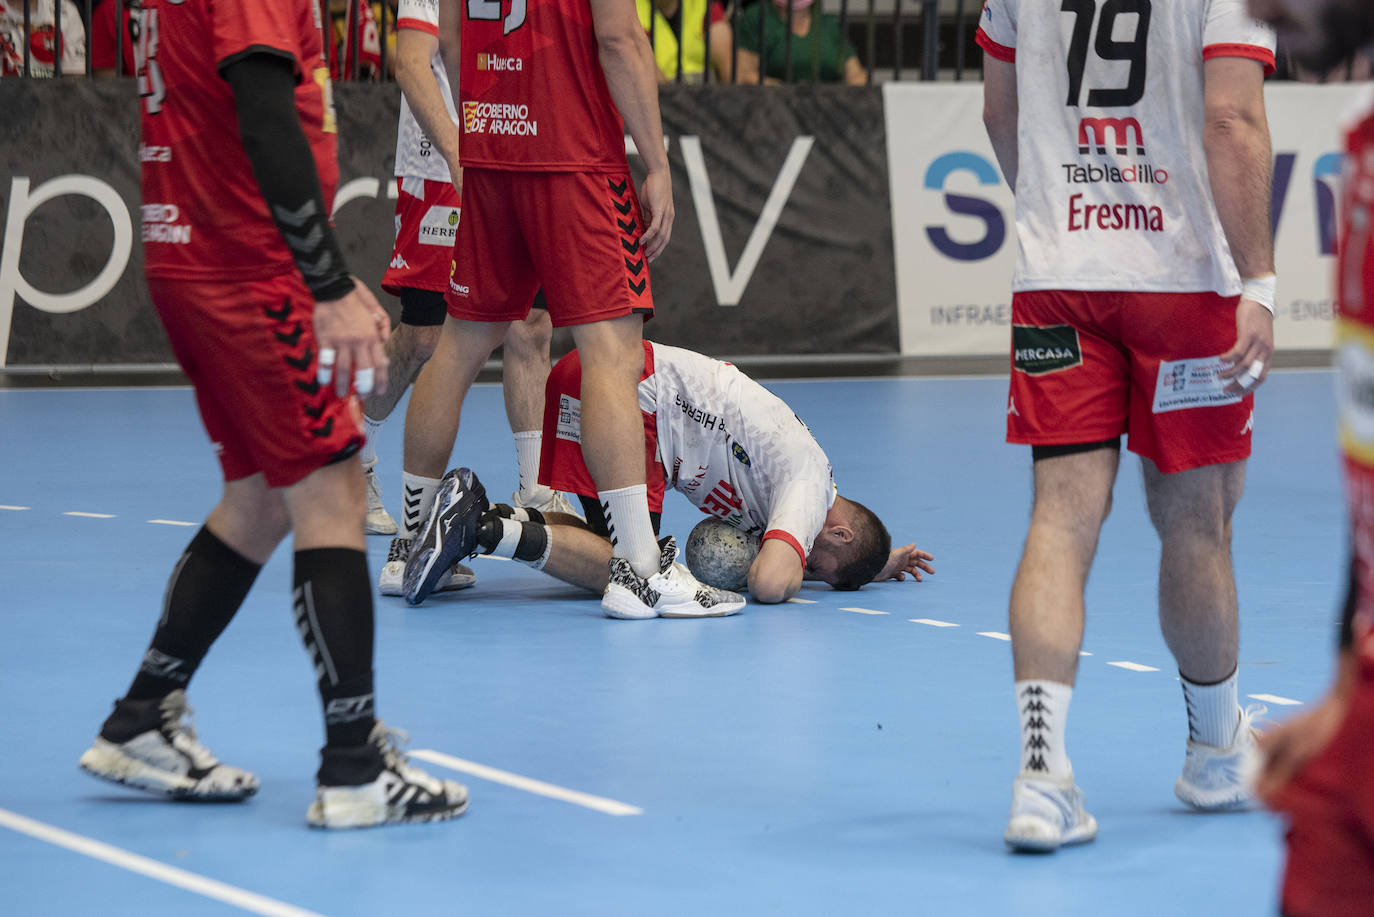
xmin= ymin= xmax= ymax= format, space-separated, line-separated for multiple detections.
xmin=976 ymin=28 xmax=1015 ymax=63
xmin=396 ymin=17 xmax=439 ymax=35
xmin=1203 ymin=43 xmax=1276 ymax=76
xmin=763 ymin=530 xmax=806 ymax=565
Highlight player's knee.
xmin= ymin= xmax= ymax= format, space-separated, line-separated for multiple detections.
xmin=504 ymin=312 xmax=552 ymax=361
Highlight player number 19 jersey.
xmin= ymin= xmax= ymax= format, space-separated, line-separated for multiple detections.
xmin=976 ymin=0 xmax=1274 ymax=296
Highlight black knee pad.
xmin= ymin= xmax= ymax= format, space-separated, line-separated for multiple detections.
xmin=1031 ymin=438 xmax=1121 ymax=462
xmin=398 ymin=288 xmax=447 ymax=327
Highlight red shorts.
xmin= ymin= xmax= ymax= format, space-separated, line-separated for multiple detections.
xmin=381 ymin=176 xmax=461 ymax=296
xmin=1007 ymin=289 xmax=1253 ymax=474
xmin=150 ymin=274 xmax=364 ymax=488
xmin=447 ymin=168 xmax=655 ymax=328
xmin=537 ymin=342 xmax=667 ymax=507
xmin=1271 ymin=670 xmax=1374 ymax=917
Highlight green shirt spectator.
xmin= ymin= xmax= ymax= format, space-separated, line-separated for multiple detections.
xmin=733 ymin=0 xmax=865 ymax=84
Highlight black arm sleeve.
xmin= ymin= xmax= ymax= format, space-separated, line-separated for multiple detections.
xmin=221 ymin=52 xmax=354 ymax=302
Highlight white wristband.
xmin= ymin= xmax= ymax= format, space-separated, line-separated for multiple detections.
xmin=1240 ymin=274 xmax=1276 ymax=315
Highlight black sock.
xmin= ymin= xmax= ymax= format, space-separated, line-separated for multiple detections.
xmin=125 ymin=527 xmax=261 ymax=701
xmin=293 ymin=548 xmax=377 ymax=749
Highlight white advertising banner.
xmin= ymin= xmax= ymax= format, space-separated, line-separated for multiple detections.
xmin=886 ymin=82 xmax=1367 ymax=357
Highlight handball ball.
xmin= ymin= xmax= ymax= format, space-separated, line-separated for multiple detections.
xmin=684 ymin=517 xmax=760 ymax=591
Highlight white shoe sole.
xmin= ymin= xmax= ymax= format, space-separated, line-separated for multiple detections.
xmin=1173 ymin=779 xmax=1254 ymax=811
xmin=601 ymin=584 xmax=659 ymax=619
xmin=79 ymin=739 xmax=258 ymax=801
xmin=1004 ymin=812 xmax=1097 ymax=852
xmin=306 ymin=786 xmax=469 ymax=829
xmin=381 ymin=561 xmax=475 ymax=597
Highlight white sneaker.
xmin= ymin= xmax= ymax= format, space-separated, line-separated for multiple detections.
xmin=307 ymin=722 xmax=468 ymax=829
xmin=1174 ymin=703 xmax=1266 ymax=811
xmin=79 ymin=690 xmax=259 ymax=801
xmin=363 ymin=460 xmax=398 ymax=535
xmin=379 ymin=537 xmax=475 ymax=596
xmin=602 ymin=537 xmax=746 ymax=620
xmin=1004 ymin=775 xmax=1097 ymax=852
xmin=512 ymin=486 xmax=580 ymax=518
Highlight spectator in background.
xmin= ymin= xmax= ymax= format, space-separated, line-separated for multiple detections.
xmin=1 ymin=0 xmax=86 ymax=76
xmin=731 ymin=0 xmax=864 ymax=85
xmin=91 ymin=0 xmax=138 ymax=77
xmin=329 ymin=0 xmax=396 ymax=81
xmin=636 ymin=0 xmax=726 ymax=83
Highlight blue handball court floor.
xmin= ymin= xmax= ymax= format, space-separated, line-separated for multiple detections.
xmin=0 ymin=369 xmax=1346 ymax=916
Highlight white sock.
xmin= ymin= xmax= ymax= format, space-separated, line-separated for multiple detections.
xmin=400 ymin=472 xmax=441 ymax=538
xmin=361 ymin=416 xmax=385 ymax=466
xmin=1181 ymin=669 xmax=1241 ymax=747
xmin=513 ymin=430 xmax=542 ymax=494
xmin=1015 ymin=680 xmax=1074 ymax=780
xmin=597 ymin=484 xmax=660 ymax=577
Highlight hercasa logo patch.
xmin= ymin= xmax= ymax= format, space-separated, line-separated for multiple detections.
xmin=1012 ymin=324 xmax=1083 ymax=375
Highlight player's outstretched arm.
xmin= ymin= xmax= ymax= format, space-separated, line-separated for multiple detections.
xmin=590 ymin=0 xmax=674 ymax=261
xmin=223 ymin=53 xmax=388 ymax=397
xmin=396 ymin=2 xmax=464 ymax=193
xmin=747 ymin=539 xmax=804 ymax=604
xmin=981 ymin=56 xmax=1018 ymax=191
xmin=1203 ymin=56 xmax=1276 ymax=393
xmin=875 ymin=543 xmax=935 ymax=583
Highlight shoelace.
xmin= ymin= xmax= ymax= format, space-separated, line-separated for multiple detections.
xmin=159 ymin=694 xmax=199 ymax=743
xmin=373 ymin=723 xmax=413 ymax=771
xmin=1241 ymin=703 xmax=1272 ymax=736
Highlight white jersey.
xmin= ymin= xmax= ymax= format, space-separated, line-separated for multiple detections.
xmin=394 ymin=0 xmax=457 ymax=182
xmin=977 ymin=0 xmax=1274 ymax=295
xmin=642 ymin=344 xmax=836 ymax=563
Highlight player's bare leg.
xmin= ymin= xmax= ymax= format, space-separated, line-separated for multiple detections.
xmin=1141 ymin=457 xmax=1258 ymax=810
xmin=363 ymin=322 xmax=441 ymax=426
xmin=359 ymin=320 xmax=442 ymax=535
xmin=500 ymin=310 xmax=573 ymax=514
xmin=403 ymin=316 xmax=510 ymax=480
xmin=1005 ymin=446 xmax=1118 ymax=851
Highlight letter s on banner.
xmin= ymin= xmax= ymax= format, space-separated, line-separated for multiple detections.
xmin=923 ymin=152 xmax=1005 ymax=261
xmin=0 ymin=175 xmax=135 ymax=367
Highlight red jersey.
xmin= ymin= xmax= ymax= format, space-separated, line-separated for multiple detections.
xmin=459 ymin=0 xmax=626 ymax=172
xmin=1337 ymin=109 xmax=1374 ymax=636
xmin=136 ymin=0 xmax=338 ymax=282
xmin=91 ymin=0 xmax=137 ymax=74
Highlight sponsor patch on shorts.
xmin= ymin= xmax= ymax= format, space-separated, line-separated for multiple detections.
xmin=1012 ymin=324 xmax=1083 ymax=375
xmin=418 ymin=205 xmax=460 ymax=246
xmin=1151 ymin=356 xmax=1244 ymax=413
xmin=556 ymin=394 xmax=582 ymax=444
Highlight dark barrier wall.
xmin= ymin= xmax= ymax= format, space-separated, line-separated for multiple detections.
xmin=0 ymin=80 xmax=897 ymax=368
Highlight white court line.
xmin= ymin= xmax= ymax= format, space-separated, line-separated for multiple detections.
xmin=0 ymin=505 xmax=30 ymax=511
xmin=1080 ymin=651 xmax=1093 ymax=657
xmin=786 ymin=597 xmax=817 ymax=604
xmin=1249 ymin=693 xmax=1304 ymax=706
xmin=840 ymin=607 xmax=889 ymax=616
xmin=909 ymin=618 xmax=958 ymax=628
xmin=148 ymin=519 xmax=196 ymax=527
xmin=410 ymin=750 xmax=643 ymax=816
xmin=0 ymin=808 xmax=325 ymax=917
xmin=977 ymin=631 xmax=1012 ymax=641
xmin=65 ymin=512 xmax=115 ymax=519
xmin=1108 ymin=661 xmax=1160 ymax=672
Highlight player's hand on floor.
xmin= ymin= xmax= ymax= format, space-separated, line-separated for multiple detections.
xmin=639 ymin=169 xmax=674 ymax=262
xmin=314 ymin=277 xmax=391 ymax=399
xmin=877 ymin=544 xmax=935 ymax=583
xmin=1220 ymin=298 xmax=1274 ymax=395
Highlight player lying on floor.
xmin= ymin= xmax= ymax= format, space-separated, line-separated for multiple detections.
xmin=401 ymin=342 xmax=933 ymax=615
